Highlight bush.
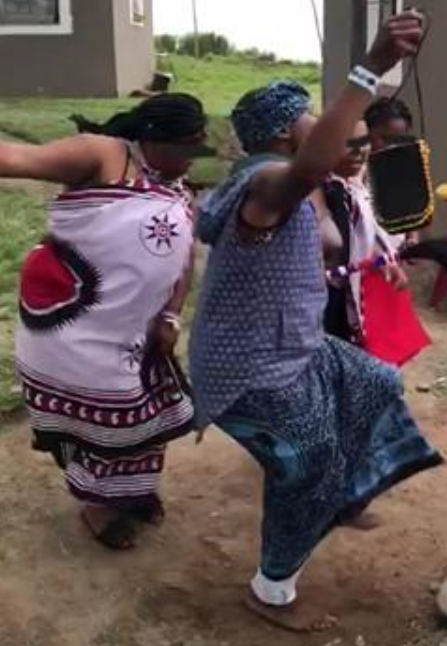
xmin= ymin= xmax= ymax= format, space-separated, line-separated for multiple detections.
xmin=238 ymin=47 xmax=261 ymax=60
xmin=155 ymin=34 xmax=177 ymax=54
xmin=177 ymin=33 xmax=234 ymax=58
xmin=255 ymin=52 xmax=277 ymax=64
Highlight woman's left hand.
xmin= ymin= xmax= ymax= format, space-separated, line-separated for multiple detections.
xmin=152 ymin=317 xmax=180 ymax=356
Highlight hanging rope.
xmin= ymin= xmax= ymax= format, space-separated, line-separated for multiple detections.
xmin=308 ymin=0 xmax=324 ymax=60
xmin=389 ymin=9 xmax=432 ymax=138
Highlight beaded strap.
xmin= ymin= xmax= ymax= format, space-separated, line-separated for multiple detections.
xmin=326 ymin=252 xmax=398 ymax=281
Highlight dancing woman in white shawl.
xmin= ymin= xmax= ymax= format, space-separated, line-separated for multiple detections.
xmin=2 ymin=94 xmax=211 ymax=549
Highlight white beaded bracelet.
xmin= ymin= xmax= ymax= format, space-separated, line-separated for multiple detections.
xmin=348 ymin=65 xmax=380 ymax=97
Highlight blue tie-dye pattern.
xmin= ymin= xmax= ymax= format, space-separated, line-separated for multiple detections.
xmin=231 ymin=80 xmax=311 ymax=152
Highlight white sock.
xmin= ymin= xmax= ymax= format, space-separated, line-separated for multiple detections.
xmin=251 ymin=568 xmax=302 ymax=607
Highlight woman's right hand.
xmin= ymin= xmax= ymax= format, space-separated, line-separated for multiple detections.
xmin=366 ymin=10 xmax=424 ymax=77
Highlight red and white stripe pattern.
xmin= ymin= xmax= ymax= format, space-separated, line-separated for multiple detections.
xmin=65 ymin=444 xmax=166 ymax=506
xmin=20 ymin=362 xmax=194 ymax=451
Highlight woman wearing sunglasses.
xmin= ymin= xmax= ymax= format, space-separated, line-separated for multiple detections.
xmin=321 ymin=120 xmax=431 ymax=528
xmin=323 ymin=120 xmax=407 ymax=343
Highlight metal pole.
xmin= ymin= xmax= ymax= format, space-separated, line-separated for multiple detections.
xmin=192 ymin=0 xmax=200 ymax=58
xmin=350 ymin=0 xmax=368 ymax=67
xmin=309 ymin=0 xmax=324 ymax=60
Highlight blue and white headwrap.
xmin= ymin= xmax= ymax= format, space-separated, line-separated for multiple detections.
xmin=231 ymin=80 xmax=311 ymax=153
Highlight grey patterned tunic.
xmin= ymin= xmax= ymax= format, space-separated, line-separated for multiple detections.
xmin=190 ymin=162 xmax=327 ymax=425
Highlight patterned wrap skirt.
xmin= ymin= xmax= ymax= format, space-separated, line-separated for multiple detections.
xmin=217 ymin=336 xmax=442 ymax=581
xmin=23 ymin=354 xmax=195 ymax=509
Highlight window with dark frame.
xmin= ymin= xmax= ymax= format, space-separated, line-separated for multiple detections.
xmin=0 ymin=0 xmax=59 ymax=26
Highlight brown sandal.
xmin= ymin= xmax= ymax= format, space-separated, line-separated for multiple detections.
xmin=81 ymin=511 xmax=137 ymax=550
xmin=131 ymin=494 xmax=165 ymax=527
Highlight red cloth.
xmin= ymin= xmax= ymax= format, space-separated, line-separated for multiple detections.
xmin=361 ymin=272 xmax=431 ymax=366
xmin=20 ymin=243 xmax=77 ymax=310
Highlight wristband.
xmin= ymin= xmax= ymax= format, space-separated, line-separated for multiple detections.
xmin=348 ymin=66 xmax=380 ymax=97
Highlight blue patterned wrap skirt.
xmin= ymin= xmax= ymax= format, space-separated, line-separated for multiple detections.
xmin=217 ymin=336 xmax=442 ymax=582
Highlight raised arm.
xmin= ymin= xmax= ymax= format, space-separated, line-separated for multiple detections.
xmin=244 ymin=11 xmax=424 ymax=227
xmin=0 ymin=133 xmax=123 ymax=186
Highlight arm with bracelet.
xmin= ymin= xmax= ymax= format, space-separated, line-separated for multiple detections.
xmin=239 ymin=11 xmax=424 ymax=232
xmin=153 ymin=245 xmax=196 ymax=355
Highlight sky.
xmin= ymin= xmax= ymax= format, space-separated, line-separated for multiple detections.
xmin=152 ymin=0 xmax=324 ymax=62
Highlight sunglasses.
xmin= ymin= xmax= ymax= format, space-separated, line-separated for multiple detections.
xmin=346 ymin=133 xmax=417 ymax=151
xmin=346 ymin=135 xmax=371 ymax=151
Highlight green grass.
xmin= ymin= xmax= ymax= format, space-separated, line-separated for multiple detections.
xmin=0 ymin=56 xmax=320 ymax=140
xmin=162 ymin=54 xmax=321 ymax=116
xmin=0 ymin=98 xmax=137 ymax=143
xmin=0 ymin=55 xmax=320 ymax=184
xmin=0 ymin=188 xmax=46 ymax=413
xmin=0 ymin=97 xmax=232 ymax=185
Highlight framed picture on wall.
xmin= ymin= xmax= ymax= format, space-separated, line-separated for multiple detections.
xmin=130 ymin=0 xmax=145 ymax=26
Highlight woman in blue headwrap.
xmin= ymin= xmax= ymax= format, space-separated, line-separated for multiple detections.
xmin=190 ymin=12 xmax=441 ymax=633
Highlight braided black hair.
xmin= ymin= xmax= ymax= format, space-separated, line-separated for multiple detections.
xmin=365 ymin=98 xmax=413 ymax=131
xmin=70 ymin=93 xmax=207 ymax=142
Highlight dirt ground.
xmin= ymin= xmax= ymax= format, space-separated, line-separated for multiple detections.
xmin=0 ymin=308 xmax=446 ymax=646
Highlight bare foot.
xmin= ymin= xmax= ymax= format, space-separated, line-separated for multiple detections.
xmin=245 ymin=591 xmax=339 ymax=633
xmin=339 ymin=511 xmax=381 ymax=532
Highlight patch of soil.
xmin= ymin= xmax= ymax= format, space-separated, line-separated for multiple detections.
xmin=0 ymin=311 xmax=446 ymax=646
